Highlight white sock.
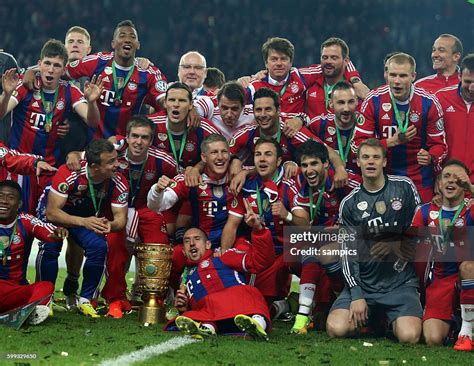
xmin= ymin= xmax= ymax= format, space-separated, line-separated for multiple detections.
xmin=78 ymin=297 xmax=90 ymax=305
xmin=252 ymin=314 xmax=267 ymax=330
xmin=298 ymin=283 xmax=315 ymax=315
xmin=459 ymin=304 xmax=474 ymax=338
xmin=202 ymin=323 xmax=216 ymax=333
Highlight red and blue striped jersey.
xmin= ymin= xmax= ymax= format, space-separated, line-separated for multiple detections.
xmin=115 ymin=141 xmax=177 ymax=209
xmin=66 ymin=52 xmax=167 ymax=139
xmin=49 ymin=160 xmax=129 ymax=218
xmin=9 ymin=81 xmax=85 ymax=166
xmin=160 ymin=173 xmax=235 ymax=248
xmin=229 ymin=115 xmax=320 ymax=165
xmin=148 ymin=113 xmax=220 ymax=169
xmin=0 ymin=213 xmax=57 ymax=284
xmin=308 ymin=113 xmax=361 ymax=174
xmin=294 ymin=167 xmax=361 ymax=226
xmin=353 ymin=85 xmax=447 ymax=190
xmin=411 ymin=201 xmax=474 ymax=278
xmin=229 ymin=168 xmax=303 ymax=254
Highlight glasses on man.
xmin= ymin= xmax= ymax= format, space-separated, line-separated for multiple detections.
xmin=179 ymin=64 xmax=206 ymax=71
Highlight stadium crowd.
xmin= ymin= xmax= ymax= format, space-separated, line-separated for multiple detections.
xmin=0 ymin=2 xmax=473 ymax=351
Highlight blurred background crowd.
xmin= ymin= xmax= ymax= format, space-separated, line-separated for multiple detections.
xmin=0 ymin=0 xmax=473 ymax=88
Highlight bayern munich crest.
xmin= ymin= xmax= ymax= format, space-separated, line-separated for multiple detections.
xmin=13 ymin=235 xmax=21 ymax=244
xmin=145 ymin=170 xmax=155 ymax=180
xmin=290 ymin=82 xmax=299 ymax=93
xmin=185 ymin=142 xmax=194 ymax=152
xmin=391 ymin=198 xmax=403 ymax=211
xmin=56 ymin=100 xmax=65 ymax=111
xmin=409 ymin=113 xmax=419 ymax=123
xmin=128 ymin=82 xmax=137 ymax=91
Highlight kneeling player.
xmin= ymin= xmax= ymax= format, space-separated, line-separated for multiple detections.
xmin=326 ymin=138 xmax=423 ymax=344
xmin=412 ymin=160 xmax=474 ymax=351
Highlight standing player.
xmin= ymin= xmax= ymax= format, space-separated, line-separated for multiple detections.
xmin=308 ymin=81 xmax=361 ymax=174
xmin=306 ymin=37 xmax=369 ymax=119
xmin=229 ymin=88 xmax=347 ymax=185
xmin=436 ymin=54 xmax=474 ymax=179
xmin=415 ymin=34 xmax=463 ymax=93
xmin=353 ymin=53 xmax=447 ymax=203
xmin=195 ymin=81 xmax=254 ymax=140
xmin=412 ymin=160 xmax=474 ymax=351
xmin=37 ymin=139 xmax=129 ymax=318
xmin=203 ymin=67 xmax=226 ymax=95
xmin=0 ymin=181 xmax=68 ymax=326
xmin=148 ymin=82 xmax=220 ymax=169
xmin=326 ymin=138 xmax=422 ymax=344
xmin=64 ymin=20 xmax=167 ymax=139
xmin=290 ymin=140 xmax=361 ymax=334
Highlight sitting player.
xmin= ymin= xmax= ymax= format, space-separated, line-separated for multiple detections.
xmin=167 ymin=198 xmax=275 ymax=340
xmin=0 ymin=181 xmax=68 ymax=325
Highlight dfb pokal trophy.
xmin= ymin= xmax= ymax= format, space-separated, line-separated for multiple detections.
xmin=136 ymin=243 xmax=172 ymax=324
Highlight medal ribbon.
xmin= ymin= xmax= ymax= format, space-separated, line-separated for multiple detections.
xmin=308 ymin=184 xmax=326 ymax=223
xmin=40 ymin=88 xmax=59 ymax=132
xmin=390 ymin=93 xmax=410 ymax=134
xmin=255 ymin=171 xmax=280 ymax=218
xmin=259 ymin=119 xmax=281 ymax=143
xmin=86 ymin=166 xmax=105 ymax=216
xmin=279 ymin=80 xmax=290 ymax=97
xmin=112 ymin=60 xmax=135 ymax=102
xmin=167 ymin=126 xmax=188 ymax=168
xmin=0 ymin=217 xmax=18 ymax=265
xmin=335 ymin=124 xmax=355 ymax=163
xmin=438 ymin=201 xmax=465 ymax=241
xmin=128 ymin=157 xmax=146 ymax=206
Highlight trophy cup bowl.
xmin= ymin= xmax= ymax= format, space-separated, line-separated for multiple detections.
xmin=135 ymin=243 xmax=172 ymax=324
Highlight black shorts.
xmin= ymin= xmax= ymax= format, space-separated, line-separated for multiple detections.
xmin=330 ymin=285 xmax=422 ymax=323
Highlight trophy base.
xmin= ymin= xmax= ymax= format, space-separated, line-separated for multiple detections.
xmin=139 ymin=305 xmax=166 ymax=325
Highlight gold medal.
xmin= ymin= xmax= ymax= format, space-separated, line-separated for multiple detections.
xmin=114 ymin=99 xmax=122 ymax=107
xmin=45 ymin=123 xmax=52 ymax=133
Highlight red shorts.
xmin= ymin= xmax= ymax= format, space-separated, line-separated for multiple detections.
xmin=137 ymin=207 xmax=169 ymax=243
xmin=0 ymin=280 xmax=53 ymax=313
xmin=423 ymin=273 xmax=458 ymax=321
xmin=249 ymin=255 xmax=290 ymax=298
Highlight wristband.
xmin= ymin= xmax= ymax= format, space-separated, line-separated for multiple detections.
xmin=285 ymin=212 xmax=293 ymax=223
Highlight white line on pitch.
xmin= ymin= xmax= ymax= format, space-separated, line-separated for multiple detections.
xmin=98 ymin=336 xmax=197 ymax=366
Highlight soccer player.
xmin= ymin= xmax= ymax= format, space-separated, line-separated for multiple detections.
xmin=223 ymin=137 xmax=309 ymax=304
xmin=0 ymin=180 xmax=68 ymax=326
xmin=412 ymin=160 xmax=474 ymax=350
xmin=148 ymin=82 xmax=220 ymax=169
xmin=326 ymin=138 xmax=423 ymax=344
xmin=306 ymin=37 xmax=369 ymax=119
xmin=229 ymin=88 xmax=346 ymax=179
xmin=195 ymin=81 xmax=254 ymax=139
xmin=147 ymin=134 xmax=235 ymax=249
xmin=308 ymin=81 xmax=361 ymax=174
xmin=435 ymin=54 xmax=474 ymax=179
xmin=290 ymin=140 xmax=361 ymax=334
xmin=353 ymin=53 xmax=447 ymax=203
xmin=37 ymin=139 xmax=129 ymax=318
xmin=64 ymin=20 xmax=167 ymax=139
xmin=0 ymin=39 xmax=101 ymax=167
xmin=59 ymin=26 xmax=93 ymax=157
xmin=203 ymin=67 xmax=226 ymax=95
xmin=415 ymin=34 xmax=463 ymax=93
xmin=168 ymin=214 xmax=274 ymax=340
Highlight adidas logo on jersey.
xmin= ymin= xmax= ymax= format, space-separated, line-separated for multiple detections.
xmin=200 ymin=191 xmax=208 ymax=197
xmin=102 ymin=76 xmax=110 ymax=83
xmin=382 ymin=113 xmax=390 ymax=120
xmin=32 ymin=101 xmax=39 ymax=108
xmin=309 ymin=92 xmax=317 ymax=97
xmin=361 ymin=211 xmax=370 ymax=218
xmin=446 ymin=106 xmax=455 ymax=112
